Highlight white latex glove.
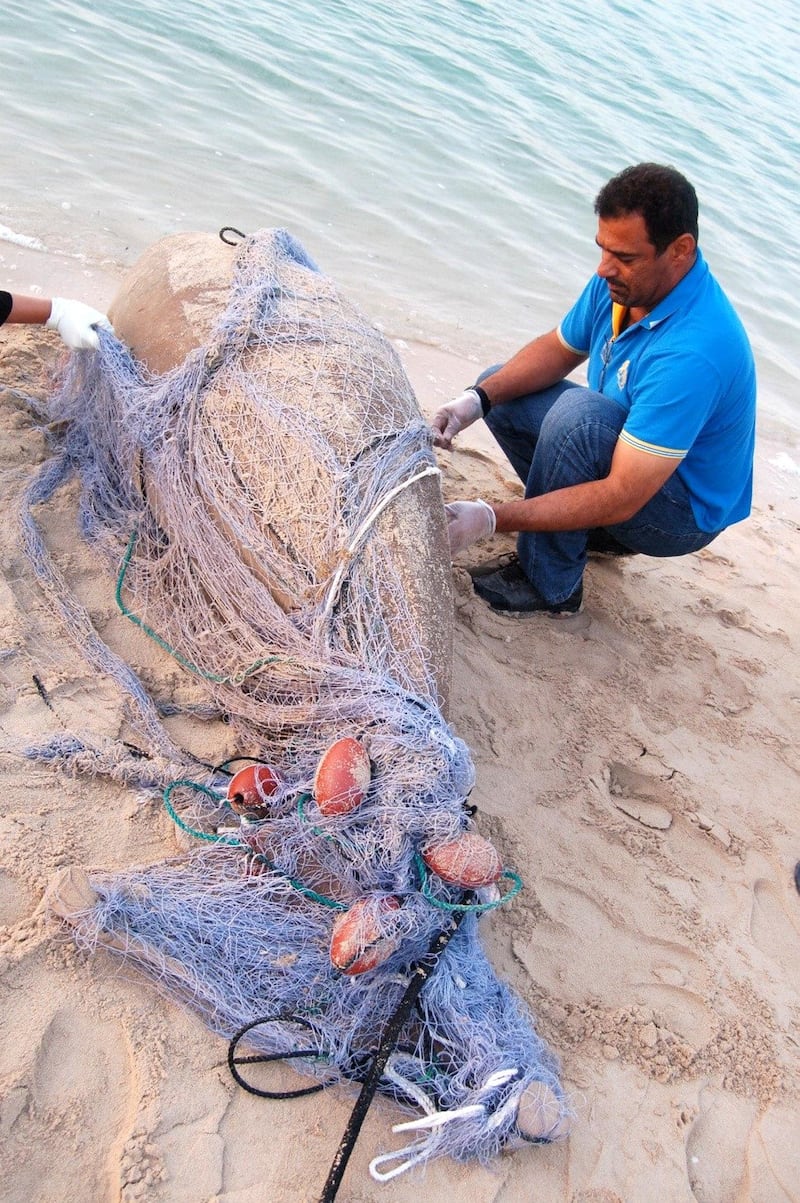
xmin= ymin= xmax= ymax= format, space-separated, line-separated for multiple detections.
xmin=45 ymin=297 xmax=114 ymax=350
xmin=445 ymin=499 xmax=496 ymax=557
xmin=431 ymin=388 xmax=483 ymax=449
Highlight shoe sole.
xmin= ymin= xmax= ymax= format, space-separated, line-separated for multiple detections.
xmin=475 ymin=594 xmax=584 ymax=618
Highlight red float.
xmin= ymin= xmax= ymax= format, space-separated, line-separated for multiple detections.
xmin=330 ymin=895 xmax=402 ymax=975
xmin=314 ymin=737 xmax=371 ymax=817
xmin=226 ymin=763 xmax=280 ymax=819
xmin=422 ymin=832 xmax=503 ymax=888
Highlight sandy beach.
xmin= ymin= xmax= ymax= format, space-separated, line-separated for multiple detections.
xmin=1 ymin=245 xmax=799 ymax=1203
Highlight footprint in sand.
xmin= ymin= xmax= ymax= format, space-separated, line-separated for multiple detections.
xmin=516 ymin=876 xmax=716 ymax=1048
xmin=749 ymin=878 xmax=800 ymax=991
xmin=647 ymin=639 xmax=755 ymax=719
xmin=696 ymin=549 xmax=736 ymax=571
xmin=685 ymin=1089 xmax=756 ymax=1202
xmin=604 ymin=761 xmax=674 ymax=829
xmin=702 ymin=664 xmax=754 ymax=717
xmin=4 ymin=1000 xmax=134 ymax=1203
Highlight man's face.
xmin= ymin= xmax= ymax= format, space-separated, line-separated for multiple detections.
xmin=595 ymin=212 xmax=690 ymax=313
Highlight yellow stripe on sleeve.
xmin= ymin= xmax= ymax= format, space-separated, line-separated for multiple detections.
xmin=556 ymin=323 xmax=586 ymax=356
xmin=619 ymin=430 xmax=687 ymax=459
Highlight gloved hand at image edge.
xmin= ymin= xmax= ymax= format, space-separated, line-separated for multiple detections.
xmin=445 ymin=498 xmax=497 ymax=557
xmin=45 ymin=297 xmax=114 ymax=350
xmin=431 ymin=388 xmax=483 ymax=449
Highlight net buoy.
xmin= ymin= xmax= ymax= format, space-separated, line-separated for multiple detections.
xmin=314 ymin=737 xmax=371 ymax=817
xmin=422 ymin=832 xmax=502 ymax=888
xmin=226 ymin=763 xmax=280 ymax=819
xmin=330 ymin=895 xmax=401 ymax=975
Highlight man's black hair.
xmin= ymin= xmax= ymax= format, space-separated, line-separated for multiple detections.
xmin=594 ymin=163 xmax=699 ymax=255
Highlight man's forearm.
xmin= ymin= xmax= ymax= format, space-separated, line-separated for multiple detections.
xmin=493 ymin=478 xmax=642 ymax=533
xmin=7 ymin=295 xmax=52 ymax=325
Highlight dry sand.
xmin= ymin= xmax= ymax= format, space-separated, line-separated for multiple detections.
xmin=1 ymin=249 xmax=799 ymax=1203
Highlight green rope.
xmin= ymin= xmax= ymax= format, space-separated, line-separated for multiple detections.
xmin=163 ymin=780 xmax=244 ymax=846
xmin=296 ymin=792 xmax=324 ymax=835
xmin=163 ymin=780 xmax=345 ymax=909
xmin=116 ymin=528 xmax=292 ymax=684
xmin=249 ymin=853 xmax=347 ymax=911
xmin=414 ymin=852 xmax=523 ymax=913
xmin=296 ymin=792 xmax=361 ymax=854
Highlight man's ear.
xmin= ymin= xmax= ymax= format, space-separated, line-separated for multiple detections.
xmin=671 ymin=233 xmax=697 ymax=264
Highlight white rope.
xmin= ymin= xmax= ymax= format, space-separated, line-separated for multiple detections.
xmin=476 ymin=1067 xmax=518 ymax=1094
xmin=391 ymin=1101 xmax=486 ymax=1133
xmin=369 ymin=1139 xmax=432 ymax=1182
xmin=381 ymin=1055 xmax=438 ymax=1116
xmin=320 ymin=464 xmax=441 ymax=625
xmin=369 ymin=1063 xmax=514 ymax=1180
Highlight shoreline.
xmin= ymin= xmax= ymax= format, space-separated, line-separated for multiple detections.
xmin=3 ymin=234 xmax=799 ymax=459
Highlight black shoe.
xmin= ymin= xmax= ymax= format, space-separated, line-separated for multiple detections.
xmin=473 ymin=561 xmax=583 ymax=614
xmin=466 ymin=551 xmax=520 ymax=580
xmin=586 ymin=528 xmax=637 ymax=558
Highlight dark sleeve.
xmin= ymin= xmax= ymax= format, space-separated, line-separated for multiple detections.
xmin=0 ymin=290 xmax=12 ymax=326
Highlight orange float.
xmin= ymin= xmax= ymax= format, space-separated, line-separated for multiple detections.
xmin=422 ymin=831 xmax=503 ymax=889
xmin=329 ymin=895 xmax=402 ymax=975
xmin=313 ymin=737 xmax=371 ymax=817
xmin=226 ymin=763 xmax=280 ymax=819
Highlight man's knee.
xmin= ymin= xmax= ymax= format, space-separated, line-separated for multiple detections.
xmin=546 ymin=386 xmax=625 ymax=425
xmin=539 ymin=388 xmax=626 ymax=446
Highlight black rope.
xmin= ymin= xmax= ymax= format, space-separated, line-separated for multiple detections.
xmin=219 ymin=227 xmax=247 ymax=245
xmin=317 ymin=907 xmax=469 ymax=1203
xmin=227 ymin=1015 xmax=426 ymax=1103
xmin=227 ymin=1014 xmax=330 ymax=1100
xmin=212 ymin=754 xmax=274 ymax=779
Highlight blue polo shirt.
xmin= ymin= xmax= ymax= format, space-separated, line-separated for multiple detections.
xmin=557 ymin=250 xmax=756 ymax=532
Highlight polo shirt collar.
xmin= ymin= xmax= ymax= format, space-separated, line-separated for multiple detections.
xmin=641 ymin=247 xmax=708 ymax=330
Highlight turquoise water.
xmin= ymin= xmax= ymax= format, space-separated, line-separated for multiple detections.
xmin=1 ymin=0 xmax=798 ymax=426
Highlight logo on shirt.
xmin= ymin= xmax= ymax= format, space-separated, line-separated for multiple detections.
xmin=617 ymin=359 xmax=630 ymax=390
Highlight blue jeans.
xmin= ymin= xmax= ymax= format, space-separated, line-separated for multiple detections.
xmin=480 ymin=372 xmax=722 ymax=604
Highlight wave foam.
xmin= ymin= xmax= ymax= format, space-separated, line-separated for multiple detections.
xmin=0 ymin=224 xmax=48 ymax=252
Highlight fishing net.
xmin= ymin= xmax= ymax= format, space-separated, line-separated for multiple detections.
xmin=24 ymin=227 xmax=569 ymax=1181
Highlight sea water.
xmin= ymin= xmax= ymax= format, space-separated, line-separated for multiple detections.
xmin=1 ymin=0 xmax=797 ymax=428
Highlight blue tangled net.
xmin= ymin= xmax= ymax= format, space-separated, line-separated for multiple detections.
xmin=22 ymin=228 xmax=569 ymax=1183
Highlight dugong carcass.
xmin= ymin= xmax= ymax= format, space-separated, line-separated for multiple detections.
xmin=100 ymin=226 xmax=455 ymax=749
